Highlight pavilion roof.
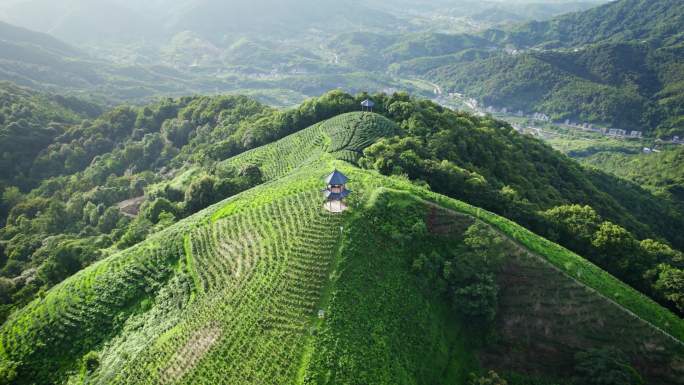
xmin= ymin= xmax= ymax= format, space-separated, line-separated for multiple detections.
xmin=325 ymin=169 xmax=349 ymax=185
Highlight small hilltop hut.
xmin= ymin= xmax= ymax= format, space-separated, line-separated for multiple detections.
xmin=322 ymin=170 xmax=351 ymax=213
xmin=361 ymin=99 xmax=375 ymax=112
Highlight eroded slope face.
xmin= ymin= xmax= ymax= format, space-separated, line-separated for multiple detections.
xmin=486 ymin=248 xmax=684 ymax=384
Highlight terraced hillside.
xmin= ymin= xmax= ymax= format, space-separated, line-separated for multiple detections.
xmin=220 ymin=111 xmax=399 ymax=180
xmin=1 ymin=112 xmax=682 ymax=385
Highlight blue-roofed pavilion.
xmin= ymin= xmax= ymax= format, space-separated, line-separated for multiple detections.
xmin=322 ymin=170 xmax=351 ymax=213
xmin=361 ymin=99 xmax=375 ymax=112
xmin=326 ymin=169 xmax=348 ymax=185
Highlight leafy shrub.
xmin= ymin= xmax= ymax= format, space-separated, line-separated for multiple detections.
xmin=82 ymin=351 xmax=100 ymax=373
xmin=453 ymin=273 xmax=499 ymax=323
xmin=573 ymin=347 xmax=643 ymax=385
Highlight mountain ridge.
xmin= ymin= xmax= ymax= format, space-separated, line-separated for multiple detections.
xmin=1 ymin=113 xmax=682 ymax=384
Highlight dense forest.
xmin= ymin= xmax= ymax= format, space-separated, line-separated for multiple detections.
xmin=549 ymin=135 xmax=684 ymax=204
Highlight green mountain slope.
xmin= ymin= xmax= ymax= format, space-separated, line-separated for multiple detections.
xmin=429 ymin=42 xmax=675 ymax=131
xmin=1 ymin=111 xmax=682 ymax=385
xmin=0 ymin=20 xmax=79 ymax=57
xmin=495 ymin=0 xmax=684 ymax=48
xmin=423 ymin=0 xmax=684 ymax=136
xmin=573 ymin=146 xmax=684 ymax=203
xmin=3 ymin=92 xmax=684 ymax=330
xmin=0 ymin=81 xmax=101 ymax=190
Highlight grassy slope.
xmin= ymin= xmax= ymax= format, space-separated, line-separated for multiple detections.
xmin=1 ymin=112 xmax=682 ymax=385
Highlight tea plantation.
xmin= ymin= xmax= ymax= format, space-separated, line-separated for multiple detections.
xmin=1 ymin=112 xmax=682 ymax=385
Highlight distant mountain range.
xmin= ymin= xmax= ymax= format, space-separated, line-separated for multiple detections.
xmin=0 ymin=20 xmax=199 ymax=102
xmin=402 ymin=0 xmax=684 ymax=136
xmin=490 ymin=0 xmax=684 ymax=48
xmin=0 ymin=0 xmax=681 ymax=136
xmin=0 ymin=0 xmax=404 ymax=44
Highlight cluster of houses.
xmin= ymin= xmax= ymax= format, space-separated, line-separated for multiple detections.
xmin=563 ymin=120 xmax=599 ymax=132
xmin=606 ymin=129 xmax=643 ymax=139
xmin=482 ymin=107 xmax=650 ymax=141
xmin=561 ymin=119 xmax=644 ymax=139
xmin=438 ymin=93 xmax=684 ymax=147
xmin=532 ymin=112 xmax=551 ymax=122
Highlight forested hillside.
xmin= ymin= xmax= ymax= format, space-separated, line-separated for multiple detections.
xmin=1 ymin=90 xmax=683 ymax=329
xmin=425 ymin=0 xmax=684 ymax=136
xmin=0 ymin=100 xmax=681 ymax=385
xmin=264 ymin=0 xmax=682 ymax=137
xmin=429 ymin=41 xmax=684 ymax=134
xmin=0 ymin=82 xmax=101 ymax=190
xmin=0 ymin=22 xmax=202 ymax=102
xmin=554 ymin=140 xmax=684 ymax=203
xmin=0 ymin=20 xmax=78 ymax=56
xmin=493 ymin=0 xmax=684 ymax=48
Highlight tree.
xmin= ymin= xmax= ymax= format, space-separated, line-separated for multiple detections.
xmin=591 ymin=222 xmax=640 ymax=275
xmin=574 ymin=347 xmax=643 ymax=385
xmin=118 ymin=217 xmax=152 ymax=249
xmin=38 ymin=249 xmax=79 ymax=285
xmin=653 ymin=264 xmax=684 ymax=313
xmin=238 ymin=164 xmax=263 ymax=186
xmin=640 ymin=239 xmax=683 ymax=266
xmin=453 ymin=273 xmax=499 ymax=323
xmin=0 ymin=359 xmax=18 ymax=385
xmin=543 ymin=204 xmax=602 ymax=248
xmin=461 ymin=222 xmax=508 ymax=275
xmin=0 ymin=277 xmax=15 ymax=304
xmin=98 ymin=206 xmax=121 ymax=234
xmin=162 ymin=119 xmax=194 ymax=148
xmin=184 ymin=175 xmax=218 ymax=213
xmin=143 ymin=198 xmax=178 ymax=224
xmin=82 ymin=201 xmax=99 ymax=226
xmin=82 ymin=351 xmax=99 ymax=373
xmin=1 ymin=187 xmax=24 ymax=212
xmin=446 ymin=223 xmax=507 ymax=324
